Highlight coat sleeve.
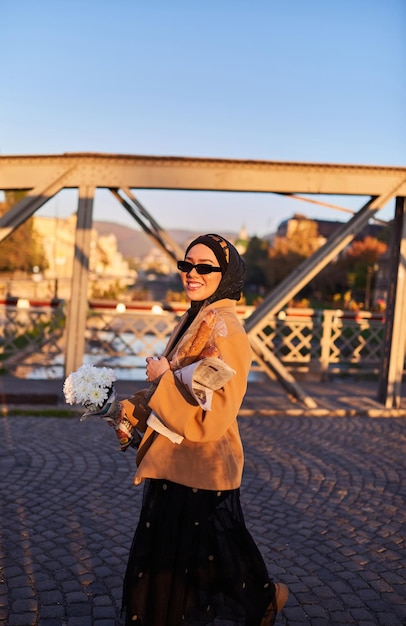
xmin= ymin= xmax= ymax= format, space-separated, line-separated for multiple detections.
xmin=147 ymin=319 xmax=252 ymax=443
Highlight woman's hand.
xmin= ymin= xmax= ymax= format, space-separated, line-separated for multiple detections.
xmin=146 ymin=355 xmax=170 ymax=383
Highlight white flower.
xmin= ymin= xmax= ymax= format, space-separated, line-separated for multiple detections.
xmin=63 ymin=364 xmax=116 ymax=410
xmin=89 ymin=387 xmax=105 ymax=405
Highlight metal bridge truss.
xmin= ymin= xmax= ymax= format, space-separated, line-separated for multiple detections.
xmin=0 ymin=153 xmax=405 ymax=408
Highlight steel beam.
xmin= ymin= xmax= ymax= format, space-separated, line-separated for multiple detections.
xmin=1 ymin=153 xmax=406 ymax=197
xmin=377 ymin=197 xmax=406 ymax=408
xmin=64 ymin=186 xmax=94 ymax=375
xmin=249 ymin=333 xmax=318 ymax=408
xmin=0 ymin=167 xmax=75 ymax=241
xmin=109 ymin=188 xmax=184 ymax=266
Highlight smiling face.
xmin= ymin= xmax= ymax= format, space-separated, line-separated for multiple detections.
xmin=180 ymin=243 xmax=223 ymax=302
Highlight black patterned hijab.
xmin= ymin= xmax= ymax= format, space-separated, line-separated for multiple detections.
xmin=172 ymin=234 xmax=245 ymax=344
xmin=184 ymin=233 xmax=246 ymax=309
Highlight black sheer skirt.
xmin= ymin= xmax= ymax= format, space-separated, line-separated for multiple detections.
xmin=122 ymin=479 xmax=277 ymax=626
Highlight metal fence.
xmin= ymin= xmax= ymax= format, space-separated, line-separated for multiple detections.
xmin=0 ymin=299 xmax=386 ymax=380
xmin=252 ymin=308 xmax=385 ymax=379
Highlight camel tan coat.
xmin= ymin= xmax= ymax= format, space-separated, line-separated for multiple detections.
xmin=121 ymin=299 xmax=252 ymax=490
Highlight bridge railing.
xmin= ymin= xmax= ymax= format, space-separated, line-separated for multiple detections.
xmin=250 ymin=307 xmax=385 ymax=379
xmin=0 ymin=299 xmax=386 ymax=380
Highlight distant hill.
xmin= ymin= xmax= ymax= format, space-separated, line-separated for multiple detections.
xmin=93 ymin=221 xmax=239 ymax=259
xmin=93 ymin=221 xmax=152 ymax=258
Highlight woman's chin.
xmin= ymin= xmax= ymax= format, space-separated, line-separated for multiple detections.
xmin=186 ymin=288 xmax=205 ymax=301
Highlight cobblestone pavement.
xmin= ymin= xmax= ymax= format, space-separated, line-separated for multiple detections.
xmin=1 ymin=412 xmax=405 ymax=626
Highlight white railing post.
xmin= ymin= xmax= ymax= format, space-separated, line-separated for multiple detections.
xmin=319 ymin=310 xmax=334 ymax=379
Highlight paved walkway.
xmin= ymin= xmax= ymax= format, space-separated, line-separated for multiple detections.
xmin=0 ymin=379 xmax=405 ymax=625
xmin=1 ymin=375 xmax=406 ymax=417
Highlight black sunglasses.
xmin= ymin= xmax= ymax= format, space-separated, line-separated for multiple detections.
xmin=177 ymin=260 xmax=222 ymax=275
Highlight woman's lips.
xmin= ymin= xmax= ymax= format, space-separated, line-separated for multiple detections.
xmin=186 ymin=280 xmax=203 ymax=291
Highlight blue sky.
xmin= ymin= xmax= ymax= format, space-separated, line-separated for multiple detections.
xmin=1 ymin=0 xmax=405 ymax=235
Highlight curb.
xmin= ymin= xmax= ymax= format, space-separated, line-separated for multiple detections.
xmin=239 ymin=407 xmax=406 ymax=418
xmin=2 ymin=404 xmax=405 ymax=419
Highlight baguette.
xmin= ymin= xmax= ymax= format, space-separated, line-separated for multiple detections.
xmin=173 ymin=309 xmax=218 ymax=367
xmin=199 ymin=343 xmax=220 ymax=359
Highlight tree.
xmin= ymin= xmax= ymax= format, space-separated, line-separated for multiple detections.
xmin=0 ymin=191 xmax=48 ymax=273
xmin=266 ymin=237 xmax=304 ymax=289
xmin=244 ymin=223 xmax=322 ymax=301
xmin=243 ymin=236 xmax=271 ymax=297
xmin=243 ymin=226 xmax=388 ymax=308
xmin=343 ymin=236 xmax=387 ymax=292
xmin=312 ymin=236 xmax=387 ymax=306
xmin=346 ymin=235 xmax=387 ymax=268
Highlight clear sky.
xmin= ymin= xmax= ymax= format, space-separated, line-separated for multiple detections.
xmin=1 ymin=0 xmax=405 ymax=236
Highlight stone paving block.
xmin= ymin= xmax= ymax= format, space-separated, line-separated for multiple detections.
xmin=6 ymin=575 xmax=33 ymax=590
xmin=93 ymin=594 xmax=115 ymax=607
xmin=38 ymin=590 xmax=64 ymax=605
xmin=39 ymin=603 xmax=66 ymax=618
xmin=317 ymin=596 xmax=344 ymax=611
xmin=8 ymin=614 xmax=37 ymax=626
xmin=376 ymin=615 xmax=405 ymax=626
xmin=65 ymin=602 xmax=92 ymax=617
xmin=11 ymin=597 xmax=38 ymax=613
xmin=36 ymin=579 xmax=59 ymax=592
xmin=61 ymin=578 xmax=82 ymax=594
xmin=328 ymin=610 xmax=358 ymax=624
xmin=77 ymin=573 xmax=97 ymax=586
xmin=87 ymin=581 xmax=110 ymax=596
xmin=65 ymin=590 xmax=88 ymax=603
xmin=54 ymin=570 xmax=80 ymax=585
xmin=10 ymin=587 xmax=36 ymax=600
xmin=94 ymin=605 xmax=117 ymax=619
xmin=2 ymin=565 xmax=24 ymax=578
xmin=301 ymin=603 xmax=330 ymax=620
xmin=383 ymin=571 xmax=406 ymax=584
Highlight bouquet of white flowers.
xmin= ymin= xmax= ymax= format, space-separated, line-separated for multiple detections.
xmin=63 ymin=364 xmax=141 ymax=450
xmin=63 ymin=363 xmax=117 ymax=413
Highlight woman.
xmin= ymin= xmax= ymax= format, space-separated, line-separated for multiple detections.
xmin=120 ymin=234 xmax=288 ymax=626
